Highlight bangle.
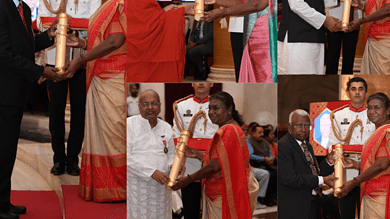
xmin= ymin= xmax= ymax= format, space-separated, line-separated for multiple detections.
xmin=361 ymin=3 xmax=366 ymax=11
xmin=362 ymin=16 xmax=367 ymax=23
xmin=80 ymin=54 xmax=86 ymax=64
xmin=80 ymin=38 xmax=87 ymax=50
xmin=353 ymin=177 xmax=360 ymax=185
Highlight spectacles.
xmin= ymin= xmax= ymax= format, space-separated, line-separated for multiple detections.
xmin=140 ymin=102 xmax=160 ymax=107
xmin=291 ymin=123 xmax=311 ymax=129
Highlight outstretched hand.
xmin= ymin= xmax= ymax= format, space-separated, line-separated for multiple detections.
xmin=323 ymin=174 xmax=338 ymax=188
xmin=185 ymin=146 xmax=200 ymax=159
xmin=66 ymin=34 xmax=85 ymax=48
xmin=42 ymin=66 xmax=65 ymax=82
xmin=336 ymin=179 xmax=358 ymax=198
xmin=47 ymin=19 xmax=59 ymax=38
xmin=63 ymin=57 xmax=84 ymax=79
xmin=324 ymin=16 xmax=342 ymax=32
xmin=170 ymin=176 xmax=191 ymax=191
xmin=200 ymin=8 xmax=224 ymax=22
xmin=345 ymin=19 xmax=363 ymax=32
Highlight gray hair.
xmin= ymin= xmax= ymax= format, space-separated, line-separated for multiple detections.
xmin=288 ymin=109 xmax=310 ymax=124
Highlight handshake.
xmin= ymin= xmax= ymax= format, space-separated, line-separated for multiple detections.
xmin=39 ymin=33 xmax=88 ymax=84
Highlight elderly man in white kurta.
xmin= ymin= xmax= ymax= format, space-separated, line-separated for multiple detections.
xmin=277 ymin=0 xmax=342 ymax=74
xmin=127 ymin=90 xmax=175 ymax=219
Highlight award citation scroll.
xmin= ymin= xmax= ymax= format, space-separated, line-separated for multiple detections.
xmin=333 ymin=143 xmax=346 ymax=197
xmin=166 ymin=130 xmax=191 ymax=190
xmin=341 ymin=0 xmax=352 ymax=31
xmin=55 ymin=13 xmax=69 ymax=74
xmin=194 ymin=0 xmax=204 ymax=21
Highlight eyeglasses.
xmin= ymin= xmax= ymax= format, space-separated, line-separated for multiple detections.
xmin=291 ymin=123 xmax=311 ymax=129
xmin=140 ymin=102 xmax=160 ymax=107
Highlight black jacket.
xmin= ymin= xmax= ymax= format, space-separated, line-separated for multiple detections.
xmin=0 ymin=0 xmax=54 ymax=106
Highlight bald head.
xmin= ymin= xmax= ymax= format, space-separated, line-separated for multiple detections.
xmin=138 ymin=90 xmax=161 ymax=125
xmin=139 ymin=90 xmax=160 ymax=103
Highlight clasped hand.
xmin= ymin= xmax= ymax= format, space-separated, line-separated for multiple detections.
xmin=324 ymin=16 xmax=342 ymax=32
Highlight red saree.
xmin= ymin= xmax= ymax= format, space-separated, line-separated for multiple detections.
xmin=360 ymin=124 xmax=390 ymax=218
xmin=127 ymin=0 xmax=185 ymax=82
xmin=78 ymin=0 xmax=127 ymax=202
xmin=85 ymin=0 xmax=127 ymax=91
xmin=364 ymin=0 xmax=390 ymax=43
xmin=202 ymin=124 xmax=253 ymax=219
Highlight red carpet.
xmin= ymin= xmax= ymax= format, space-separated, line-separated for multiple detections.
xmin=11 ymin=190 xmax=62 ymax=219
xmin=63 ymin=185 xmax=126 ymax=219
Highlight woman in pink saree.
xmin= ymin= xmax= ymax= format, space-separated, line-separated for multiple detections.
xmin=203 ymin=0 xmax=277 ymax=83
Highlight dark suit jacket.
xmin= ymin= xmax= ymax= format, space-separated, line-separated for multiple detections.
xmin=189 ymin=21 xmax=213 ymax=48
xmin=278 ymin=132 xmax=334 ymax=219
xmin=0 ymin=0 xmax=54 ymax=106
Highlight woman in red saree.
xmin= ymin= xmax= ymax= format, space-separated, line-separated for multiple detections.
xmin=338 ymin=92 xmax=390 ymax=218
xmin=64 ymin=0 xmax=127 ymax=202
xmin=347 ymin=0 xmax=390 ymax=74
xmin=171 ymin=92 xmax=258 ymax=219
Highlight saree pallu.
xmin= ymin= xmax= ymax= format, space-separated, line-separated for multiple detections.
xmin=239 ymin=0 xmax=277 ymax=83
xmin=360 ymin=124 xmax=390 ymax=218
xmin=86 ymin=0 xmax=127 ymax=90
xmin=127 ymin=0 xmax=185 ymax=82
xmin=202 ymin=124 xmax=257 ymax=219
xmin=79 ymin=0 xmax=127 ymax=202
xmin=360 ymin=37 xmax=390 ymax=75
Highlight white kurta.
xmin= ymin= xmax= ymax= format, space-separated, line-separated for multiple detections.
xmin=278 ymin=0 xmax=329 ymax=74
xmin=127 ymin=115 xmax=175 ymax=219
xmin=328 ymin=106 xmax=375 ymax=181
xmin=173 ymin=97 xmax=219 ymax=175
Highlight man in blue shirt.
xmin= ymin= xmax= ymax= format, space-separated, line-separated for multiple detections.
xmin=247 ymin=125 xmax=277 ymax=207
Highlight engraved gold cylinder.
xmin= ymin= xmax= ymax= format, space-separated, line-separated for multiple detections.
xmin=341 ymin=0 xmax=352 ymax=31
xmin=194 ymin=0 xmax=205 ymax=21
xmin=334 ymin=143 xmax=346 ymax=197
xmin=166 ymin=130 xmax=191 ymax=190
xmin=55 ymin=13 xmax=68 ymax=74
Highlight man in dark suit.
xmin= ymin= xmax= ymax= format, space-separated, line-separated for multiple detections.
xmin=278 ymin=109 xmax=337 ymax=219
xmin=0 ymin=0 xmax=64 ymax=218
xmin=186 ymin=5 xmax=214 ymax=80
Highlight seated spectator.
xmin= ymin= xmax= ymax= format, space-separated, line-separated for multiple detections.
xmin=186 ymin=5 xmax=214 ymax=80
xmin=264 ymin=128 xmax=277 ymax=160
xmin=247 ymin=125 xmax=277 ymax=206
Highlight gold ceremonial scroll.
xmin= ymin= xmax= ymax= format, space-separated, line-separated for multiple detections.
xmin=334 ymin=143 xmax=346 ymax=197
xmin=194 ymin=0 xmax=204 ymax=21
xmin=341 ymin=0 xmax=352 ymax=31
xmin=166 ymin=130 xmax=191 ymax=190
xmin=55 ymin=13 xmax=68 ymax=74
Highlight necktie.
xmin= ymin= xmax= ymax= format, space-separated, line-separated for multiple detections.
xmin=301 ymin=142 xmax=322 ymax=196
xmin=18 ymin=1 xmax=29 ymax=35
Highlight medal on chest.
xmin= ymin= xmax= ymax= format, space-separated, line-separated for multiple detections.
xmin=162 ymin=139 xmax=168 ymax=154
